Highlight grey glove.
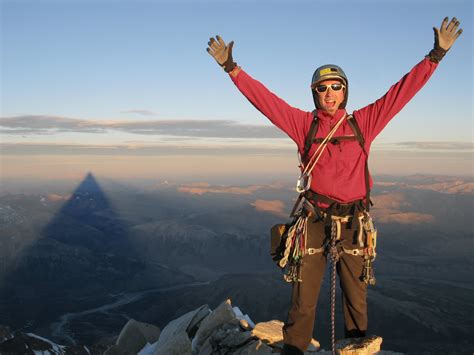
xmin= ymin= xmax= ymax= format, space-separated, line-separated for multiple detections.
xmin=206 ymin=35 xmax=237 ymax=73
xmin=428 ymin=17 xmax=463 ymax=63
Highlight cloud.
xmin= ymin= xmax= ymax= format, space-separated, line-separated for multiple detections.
xmin=178 ymin=184 xmax=263 ymax=195
xmin=177 ymin=182 xmax=287 ymax=196
xmin=371 ymin=192 xmax=435 ymax=224
xmin=47 ymin=194 xmax=71 ymax=202
xmin=185 ymin=182 xmax=211 ymax=187
xmin=374 ymin=178 xmax=474 ymax=195
xmin=0 ymin=142 xmax=293 ymax=156
xmin=251 ymin=199 xmax=287 ymax=217
xmin=0 ymin=115 xmax=106 ymax=134
xmin=411 ymin=181 xmax=474 ymax=195
xmin=371 ymin=192 xmax=412 ymax=210
xmin=121 ymin=110 xmax=156 ymax=116
xmin=376 ymin=212 xmax=435 ymax=225
xmin=394 ymin=141 xmax=474 ymax=151
xmin=0 ymin=115 xmax=285 ymax=139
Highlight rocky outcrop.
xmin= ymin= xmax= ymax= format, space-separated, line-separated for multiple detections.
xmin=104 ymin=319 xmax=161 ymax=355
xmin=131 ymin=299 xmax=377 ymax=355
xmin=317 ymin=335 xmax=403 ymax=355
xmin=0 ymin=326 xmax=13 ymax=344
xmin=336 ymin=335 xmax=383 ymax=354
xmin=0 ymin=299 xmax=400 ymax=354
xmin=152 ymin=304 xmax=210 ymax=354
xmin=0 ymin=329 xmax=107 ymax=355
xmin=134 ymin=299 xmax=398 ymax=355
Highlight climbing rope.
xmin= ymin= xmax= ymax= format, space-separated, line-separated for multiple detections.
xmin=329 ymin=219 xmax=340 ymax=355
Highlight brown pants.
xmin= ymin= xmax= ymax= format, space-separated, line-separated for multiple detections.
xmin=282 ymin=216 xmax=368 ymax=351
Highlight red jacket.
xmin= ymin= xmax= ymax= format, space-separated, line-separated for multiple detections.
xmin=230 ymin=57 xmax=438 ymax=203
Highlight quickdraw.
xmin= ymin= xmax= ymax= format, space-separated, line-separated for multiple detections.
xmin=361 ymin=212 xmax=377 ymax=286
xmin=280 ymin=214 xmax=308 ymax=283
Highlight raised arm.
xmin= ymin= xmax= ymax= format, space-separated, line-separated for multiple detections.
xmin=354 ymin=17 xmax=463 ymax=143
xmin=206 ymin=35 xmax=310 ymax=148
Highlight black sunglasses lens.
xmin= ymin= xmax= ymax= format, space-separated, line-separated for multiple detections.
xmin=316 ymin=85 xmax=327 ymax=93
xmin=331 ymin=84 xmax=343 ymax=91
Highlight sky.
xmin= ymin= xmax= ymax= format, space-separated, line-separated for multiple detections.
xmin=1 ymin=0 xmax=473 ymax=184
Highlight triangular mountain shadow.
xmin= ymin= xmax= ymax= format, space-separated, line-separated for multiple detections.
xmin=0 ymin=172 xmax=192 ymax=345
xmin=44 ymin=172 xmax=129 ymax=250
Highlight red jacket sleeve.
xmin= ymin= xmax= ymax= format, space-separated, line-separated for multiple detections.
xmin=353 ymin=57 xmax=438 ymax=144
xmin=230 ymin=69 xmax=311 ymax=149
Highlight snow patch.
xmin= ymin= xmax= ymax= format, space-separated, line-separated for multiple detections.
xmin=233 ymin=306 xmax=255 ymax=328
xmin=138 ymin=341 xmax=159 ymax=355
xmin=27 ymin=332 xmax=65 ymax=354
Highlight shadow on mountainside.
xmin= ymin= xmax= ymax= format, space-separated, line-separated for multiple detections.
xmin=0 ymin=172 xmax=193 ymax=344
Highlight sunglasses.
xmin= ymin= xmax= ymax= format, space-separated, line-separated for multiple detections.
xmin=314 ymin=83 xmax=345 ymax=93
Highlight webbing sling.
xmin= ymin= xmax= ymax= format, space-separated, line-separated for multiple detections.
xmin=303 ymin=110 xmax=371 ymax=211
xmin=346 ymin=114 xmax=371 ymax=212
xmin=303 ymin=110 xmax=320 ymax=162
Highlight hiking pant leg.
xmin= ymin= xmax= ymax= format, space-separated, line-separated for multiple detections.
xmin=283 ymin=219 xmax=327 ymax=352
xmin=337 ymin=249 xmax=367 ymax=338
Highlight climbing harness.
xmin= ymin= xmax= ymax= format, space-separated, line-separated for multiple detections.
xmin=274 ymin=111 xmax=379 ymax=280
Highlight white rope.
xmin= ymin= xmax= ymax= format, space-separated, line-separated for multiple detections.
xmin=303 ymin=114 xmax=347 ymax=176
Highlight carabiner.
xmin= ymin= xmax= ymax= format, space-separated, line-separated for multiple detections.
xmin=296 ymin=172 xmax=311 ymax=193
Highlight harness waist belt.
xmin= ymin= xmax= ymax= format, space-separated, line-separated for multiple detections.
xmin=304 ymin=190 xmax=365 ymax=209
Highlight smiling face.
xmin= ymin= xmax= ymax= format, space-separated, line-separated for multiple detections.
xmin=315 ymin=79 xmax=346 ymax=116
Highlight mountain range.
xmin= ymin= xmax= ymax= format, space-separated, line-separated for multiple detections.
xmin=0 ymin=173 xmax=472 ymax=353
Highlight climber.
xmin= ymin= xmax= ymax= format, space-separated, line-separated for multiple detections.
xmin=206 ymin=17 xmax=462 ymax=355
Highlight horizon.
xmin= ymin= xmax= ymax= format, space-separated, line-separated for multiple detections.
xmin=1 ymin=171 xmax=473 ymax=197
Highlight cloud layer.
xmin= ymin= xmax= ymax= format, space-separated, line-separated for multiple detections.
xmin=177 ymin=182 xmax=287 ymax=196
xmin=376 ymin=212 xmax=435 ymax=225
xmin=375 ymin=179 xmax=474 ymax=195
xmin=0 ymin=115 xmax=285 ymax=139
xmin=371 ymin=192 xmax=436 ymax=224
xmin=3 ymin=116 xmax=472 ymax=152
xmin=0 ymin=143 xmax=293 ymax=156
xmin=251 ymin=199 xmax=287 ymax=217
xmin=120 ymin=110 xmax=156 ymax=116
xmin=394 ymin=141 xmax=474 ymax=151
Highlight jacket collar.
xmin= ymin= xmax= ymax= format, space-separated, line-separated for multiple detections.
xmin=316 ymin=108 xmax=347 ymax=123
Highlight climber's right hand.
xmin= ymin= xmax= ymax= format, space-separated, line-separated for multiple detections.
xmin=206 ymin=35 xmax=237 ymax=73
